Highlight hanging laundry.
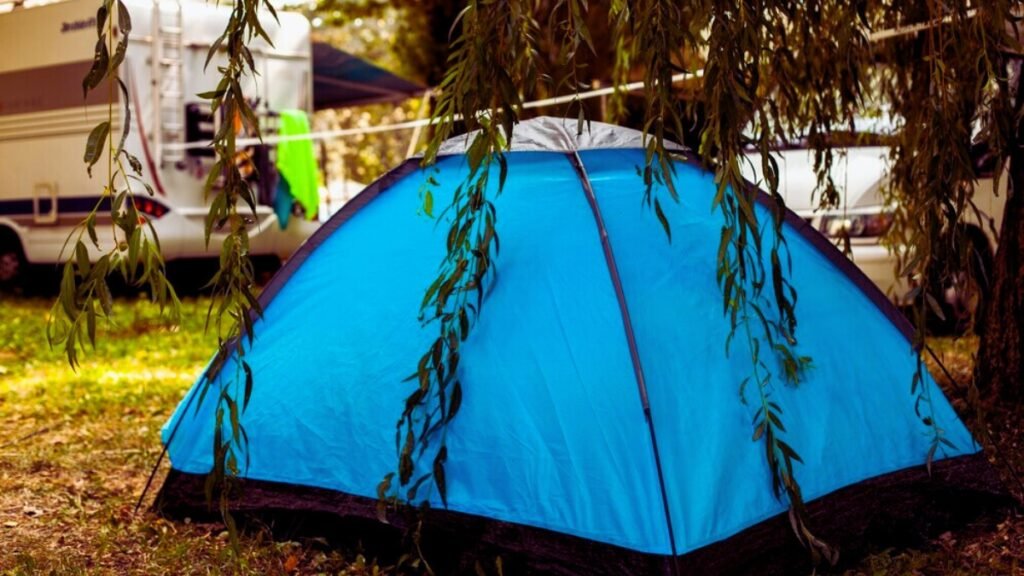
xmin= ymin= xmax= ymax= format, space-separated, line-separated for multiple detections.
xmin=274 ymin=109 xmax=320 ymax=228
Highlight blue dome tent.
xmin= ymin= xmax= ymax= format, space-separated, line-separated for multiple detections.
xmin=157 ymin=117 xmax=1003 ymax=574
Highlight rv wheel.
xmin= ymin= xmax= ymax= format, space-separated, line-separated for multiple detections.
xmin=0 ymin=230 xmax=24 ymax=290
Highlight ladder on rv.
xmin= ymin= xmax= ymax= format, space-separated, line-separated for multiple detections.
xmin=152 ymin=0 xmax=185 ymax=166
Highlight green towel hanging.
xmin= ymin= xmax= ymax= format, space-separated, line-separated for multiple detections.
xmin=275 ymin=109 xmax=320 ymax=226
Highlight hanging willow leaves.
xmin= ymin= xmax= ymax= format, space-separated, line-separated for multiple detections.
xmin=549 ymin=0 xmax=595 ymax=122
xmin=874 ymin=1 xmax=1015 ymax=452
xmin=688 ymin=0 xmax=893 ymax=564
xmin=49 ymin=0 xmax=179 ymax=370
xmin=378 ymin=0 xmax=540 ymax=527
xmin=610 ymin=0 xmax=840 ymax=564
xmin=626 ymin=0 xmax=690 ymax=211
xmin=194 ymin=0 xmax=280 ymax=552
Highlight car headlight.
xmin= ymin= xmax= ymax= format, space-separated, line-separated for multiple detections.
xmin=819 ymin=211 xmax=893 ymax=238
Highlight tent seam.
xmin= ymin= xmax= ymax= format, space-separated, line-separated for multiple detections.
xmin=564 ymin=150 xmax=681 ymax=574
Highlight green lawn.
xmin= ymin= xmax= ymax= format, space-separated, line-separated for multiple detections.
xmin=0 ymin=295 xmax=1019 ymax=574
xmin=0 ymin=296 xmax=371 ymax=575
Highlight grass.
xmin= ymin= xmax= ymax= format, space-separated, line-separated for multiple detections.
xmin=0 ymin=294 xmax=1020 ymax=574
xmin=0 ymin=296 xmax=372 ymax=575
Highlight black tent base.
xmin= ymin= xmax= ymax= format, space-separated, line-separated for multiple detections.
xmin=155 ymin=453 xmax=1011 ymax=575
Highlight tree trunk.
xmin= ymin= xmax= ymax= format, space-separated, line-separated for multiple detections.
xmin=976 ymin=148 xmax=1024 ymax=402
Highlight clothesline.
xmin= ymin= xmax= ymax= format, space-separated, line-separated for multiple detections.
xmin=161 ymin=71 xmax=700 ymax=152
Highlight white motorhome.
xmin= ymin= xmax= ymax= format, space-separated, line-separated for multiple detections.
xmin=0 ymin=0 xmax=320 ymax=286
xmin=742 ymin=145 xmax=1006 ymax=331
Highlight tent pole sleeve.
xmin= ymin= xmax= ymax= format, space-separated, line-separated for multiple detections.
xmin=566 ymin=151 xmax=681 ymax=574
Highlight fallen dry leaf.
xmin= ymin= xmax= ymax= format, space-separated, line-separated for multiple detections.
xmin=22 ymin=505 xmax=43 ymax=517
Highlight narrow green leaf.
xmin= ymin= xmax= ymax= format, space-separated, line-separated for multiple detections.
xmin=116 ymin=0 xmax=131 ymax=34
xmin=75 ymin=242 xmax=90 ymax=276
xmin=925 ymin=293 xmax=947 ymax=322
xmin=84 ymin=122 xmax=111 ymax=174
xmin=447 ymin=380 xmax=462 ymax=422
xmin=424 ymin=189 xmax=434 ymax=217
xmin=752 ymin=422 xmax=765 ymax=441
xmin=96 ymin=278 xmax=113 ymax=316
xmin=86 ymin=302 xmax=97 ymax=348
xmin=776 ymin=439 xmax=803 ymax=464
xmin=242 ymin=362 xmax=254 ymax=411
xmin=376 ymin=472 xmax=394 ymax=523
xmin=82 ymin=37 xmax=109 ymax=97
xmin=433 ymin=445 xmax=448 ymax=508
xmin=654 ymin=197 xmax=672 ymax=242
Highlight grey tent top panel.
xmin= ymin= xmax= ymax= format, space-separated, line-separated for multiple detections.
xmin=432 ymin=116 xmax=689 ymax=156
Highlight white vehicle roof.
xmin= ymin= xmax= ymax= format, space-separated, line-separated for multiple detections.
xmin=741 ymin=146 xmax=890 ymax=213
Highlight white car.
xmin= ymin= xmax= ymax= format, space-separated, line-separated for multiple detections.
xmin=742 ymin=146 xmax=1006 ymax=330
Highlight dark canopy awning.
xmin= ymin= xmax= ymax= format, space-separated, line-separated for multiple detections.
xmin=312 ymin=42 xmax=426 ymax=110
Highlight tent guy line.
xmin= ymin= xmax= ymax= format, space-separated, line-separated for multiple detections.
xmin=161 ymin=71 xmax=700 ymax=152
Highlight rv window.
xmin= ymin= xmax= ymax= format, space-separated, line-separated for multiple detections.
xmin=185 ymin=103 xmax=215 ymax=158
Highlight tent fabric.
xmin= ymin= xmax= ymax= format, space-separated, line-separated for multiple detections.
xmin=312 ymin=42 xmax=425 ymax=110
xmin=159 ymin=117 xmax=999 ymax=572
